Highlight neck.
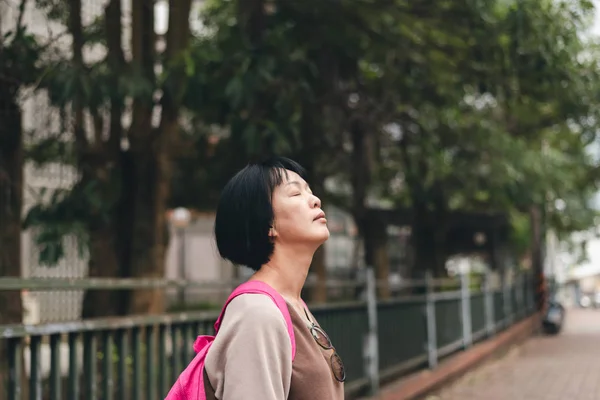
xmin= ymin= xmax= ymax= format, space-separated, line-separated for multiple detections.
xmin=251 ymin=244 xmax=316 ymax=301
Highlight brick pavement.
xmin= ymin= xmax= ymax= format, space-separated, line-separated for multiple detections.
xmin=427 ymin=308 xmax=600 ymax=400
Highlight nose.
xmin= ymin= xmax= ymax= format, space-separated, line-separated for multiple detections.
xmin=311 ymin=194 xmax=321 ymax=209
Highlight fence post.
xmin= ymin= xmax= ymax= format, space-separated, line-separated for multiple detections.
xmin=363 ymin=267 xmax=379 ymax=394
xmin=425 ymin=270 xmax=438 ymax=369
xmin=460 ymin=270 xmax=472 ymax=349
xmin=531 ymin=273 xmax=537 ymax=313
xmin=528 ymin=272 xmax=536 ymax=313
xmin=484 ymin=269 xmax=495 ymax=337
xmin=515 ymin=273 xmax=524 ymax=319
xmin=503 ymin=270 xmax=513 ymax=326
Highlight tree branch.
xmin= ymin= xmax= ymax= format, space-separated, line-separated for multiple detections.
xmin=91 ymin=108 xmax=104 ymax=144
xmin=131 ymin=0 xmax=155 ymax=81
xmin=165 ymin=0 xmax=192 ymax=62
xmin=16 ymin=0 xmax=28 ymax=35
xmin=67 ymin=0 xmax=87 ymax=152
xmin=105 ymin=0 xmax=125 ymax=153
xmin=237 ymin=0 xmax=265 ymax=48
xmin=129 ymin=0 xmax=155 ymax=142
xmin=157 ymin=0 xmax=192 ymax=132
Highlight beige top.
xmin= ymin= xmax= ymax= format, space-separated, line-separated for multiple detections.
xmin=203 ymin=293 xmax=344 ymax=400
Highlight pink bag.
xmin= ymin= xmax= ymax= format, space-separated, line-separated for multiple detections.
xmin=164 ymin=281 xmax=296 ymax=400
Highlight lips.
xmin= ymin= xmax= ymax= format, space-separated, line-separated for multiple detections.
xmin=314 ymin=211 xmax=326 ymax=221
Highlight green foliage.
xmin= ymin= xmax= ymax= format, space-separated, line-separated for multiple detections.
xmin=508 ymin=210 xmax=532 ymax=259
xmin=22 ymin=187 xmax=90 ymax=265
xmin=15 ymin=1 xmax=173 ymax=266
xmin=25 ymin=136 xmax=77 ymax=166
xmin=370 ymin=0 xmax=600 ymax=245
xmin=171 ymin=0 xmax=600 ymax=264
xmin=9 ymin=0 xmax=600 ymax=269
xmin=0 ymin=28 xmax=42 ymax=91
xmin=34 ymin=0 xmax=70 ymax=25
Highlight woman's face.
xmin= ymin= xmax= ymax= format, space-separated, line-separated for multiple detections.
xmin=269 ymin=170 xmax=330 ymax=246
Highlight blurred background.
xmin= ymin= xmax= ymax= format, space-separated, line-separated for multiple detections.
xmin=2 ymin=0 xmax=600 ymax=399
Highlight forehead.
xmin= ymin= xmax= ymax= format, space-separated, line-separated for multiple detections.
xmin=281 ymin=170 xmax=304 ymax=184
xmin=272 ymin=169 xmax=309 ymax=193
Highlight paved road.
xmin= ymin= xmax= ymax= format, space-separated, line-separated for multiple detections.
xmin=428 ymin=308 xmax=600 ymax=400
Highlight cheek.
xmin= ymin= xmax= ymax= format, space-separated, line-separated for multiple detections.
xmin=272 ymin=202 xmax=306 ymax=230
xmin=276 ymin=208 xmax=302 ymax=227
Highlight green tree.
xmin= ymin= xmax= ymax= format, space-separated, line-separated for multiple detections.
xmin=176 ymin=0 xmax=600 ymax=289
xmin=0 ymin=0 xmax=42 ymax=394
xmin=24 ymin=0 xmax=194 ymax=316
xmin=377 ymin=0 xmax=600 ymax=277
xmin=179 ymin=0 xmax=365 ymax=301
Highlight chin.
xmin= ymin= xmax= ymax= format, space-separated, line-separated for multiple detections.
xmin=296 ymin=226 xmax=330 ymax=246
xmin=315 ymin=227 xmax=330 ymax=243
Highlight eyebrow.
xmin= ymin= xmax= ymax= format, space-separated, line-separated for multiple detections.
xmin=285 ymin=181 xmax=310 ymax=190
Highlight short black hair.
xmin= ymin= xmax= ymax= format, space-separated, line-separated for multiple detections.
xmin=214 ymin=156 xmax=307 ymax=271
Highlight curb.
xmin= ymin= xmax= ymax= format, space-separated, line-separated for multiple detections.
xmin=363 ymin=313 xmax=541 ymax=400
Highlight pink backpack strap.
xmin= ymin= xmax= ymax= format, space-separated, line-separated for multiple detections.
xmin=214 ymin=281 xmax=297 ymax=360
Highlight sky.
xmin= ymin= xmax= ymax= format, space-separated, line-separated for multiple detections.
xmin=593 ymin=1 xmax=600 ymax=36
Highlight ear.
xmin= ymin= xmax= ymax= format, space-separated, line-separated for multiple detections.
xmin=268 ymin=225 xmax=278 ymax=239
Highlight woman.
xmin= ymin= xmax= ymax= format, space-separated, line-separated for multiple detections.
xmin=205 ymin=156 xmax=345 ymax=399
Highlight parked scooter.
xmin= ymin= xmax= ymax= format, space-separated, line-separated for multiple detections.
xmin=542 ymin=300 xmax=566 ymax=335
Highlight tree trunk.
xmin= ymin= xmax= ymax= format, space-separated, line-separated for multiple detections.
xmin=412 ymin=226 xmax=447 ymax=278
xmin=401 ymin=129 xmax=449 ymax=285
xmin=82 ymin=225 xmax=123 ymax=317
xmin=79 ymin=156 xmax=135 ymax=319
xmin=530 ymin=205 xmax=546 ymax=311
xmin=72 ymin=0 xmax=126 ymax=318
xmin=364 ymin=216 xmax=391 ymax=299
xmin=348 ymin=117 xmax=390 ymax=297
xmin=126 ymin=138 xmax=171 ymax=314
xmin=350 ymin=118 xmax=369 ymax=232
xmin=237 ymin=0 xmax=265 ymax=46
xmin=124 ymin=0 xmax=192 ymax=315
xmin=411 ymin=204 xmax=448 ymax=285
xmin=0 ymin=89 xmax=24 ymax=399
xmin=125 ymin=0 xmax=159 ymax=315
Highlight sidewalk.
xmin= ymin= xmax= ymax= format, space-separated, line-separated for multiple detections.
xmin=429 ymin=308 xmax=600 ymax=400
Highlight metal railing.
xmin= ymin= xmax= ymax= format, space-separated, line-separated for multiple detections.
xmin=0 ymin=271 xmax=535 ymax=400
